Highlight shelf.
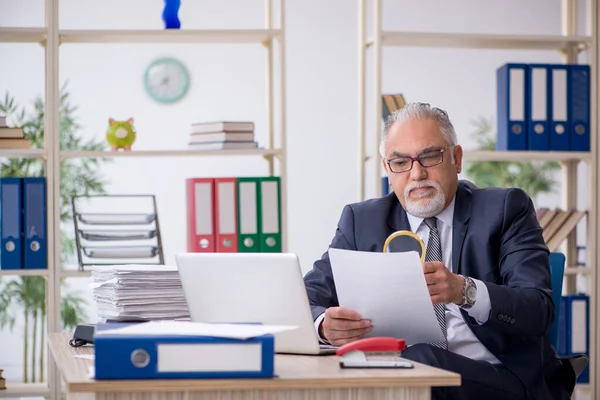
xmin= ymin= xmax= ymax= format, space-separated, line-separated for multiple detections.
xmin=60 ymin=148 xmax=281 ymax=158
xmin=564 ymin=267 xmax=591 ymax=276
xmin=376 ymin=31 xmax=591 ymax=51
xmin=0 ymin=149 xmax=47 ymax=158
xmin=0 ymin=27 xmax=47 ymax=43
xmin=462 ymin=150 xmax=591 ymax=163
xmin=0 ymin=383 xmax=50 ymax=398
xmin=0 ymin=269 xmax=48 ymax=277
xmin=60 ymin=270 xmax=91 ymax=278
xmin=59 ymin=29 xmax=281 ymax=44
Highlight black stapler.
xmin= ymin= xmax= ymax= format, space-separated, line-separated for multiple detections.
xmin=69 ymin=318 xmax=149 ymax=347
xmin=69 ymin=323 xmax=96 ymax=347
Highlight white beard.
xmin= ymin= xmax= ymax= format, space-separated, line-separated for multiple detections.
xmin=404 ymin=180 xmax=446 ymax=218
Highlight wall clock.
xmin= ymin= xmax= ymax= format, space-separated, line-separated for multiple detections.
xmin=143 ymin=57 xmax=190 ymax=104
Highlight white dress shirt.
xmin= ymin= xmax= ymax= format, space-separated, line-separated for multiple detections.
xmin=315 ymin=196 xmax=501 ymax=364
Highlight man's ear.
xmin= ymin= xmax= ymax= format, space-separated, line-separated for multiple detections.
xmin=453 ymin=145 xmax=463 ymax=173
xmin=381 ymin=158 xmax=389 ymax=174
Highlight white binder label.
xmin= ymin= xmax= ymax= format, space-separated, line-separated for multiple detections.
xmin=239 ymin=182 xmax=257 ymax=234
xmin=157 ymin=343 xmax=262 ymax=372
xmin=552 ymin=69 xmax=567 ymax=121
xmin=217 ymin=182 xmax=235 ymax=234
xmin=571 ymin=300 xmax=587 ymax=354
xmin=195 ymin=183 xmax=213 ymax=235
xmin=509 ymin=68 xmax=525 ymax=121
xmin=531 ymin=68 xmax=547 ymax=120
xmin=261 ymin=181 xmax=280 ymax=234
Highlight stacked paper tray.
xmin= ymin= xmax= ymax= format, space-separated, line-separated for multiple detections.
xmin=71 ymin=195 xmax=165 ymax=269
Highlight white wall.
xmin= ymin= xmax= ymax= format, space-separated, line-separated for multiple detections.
xmin=0 ymin=0 xmax=591 ymax=384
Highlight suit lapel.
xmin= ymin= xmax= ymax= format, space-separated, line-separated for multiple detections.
xmin=452 ymin=185 xmax=471 ymax=275
xmin=388 ymin=196 xmax=411 ymax=233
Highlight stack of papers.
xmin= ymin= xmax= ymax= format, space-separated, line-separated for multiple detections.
xmin=91 ymin=264 xmax=190 ymax=322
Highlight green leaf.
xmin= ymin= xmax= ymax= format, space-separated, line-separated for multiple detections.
xmin=0 ymin=82 xmax=112 ymax=264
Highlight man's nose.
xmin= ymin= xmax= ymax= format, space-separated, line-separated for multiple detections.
xmin=410 ymin=160 xmax=427 ymax=180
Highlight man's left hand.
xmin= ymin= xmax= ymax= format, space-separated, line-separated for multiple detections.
xmin=422 ymin=262 xmax=464 ymax=305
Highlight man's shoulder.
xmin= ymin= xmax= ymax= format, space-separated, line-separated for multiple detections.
xmin=461 ymin=180 xmax=531 ymax=204
xmin=345 ymin=192 xmax=398 ymax=214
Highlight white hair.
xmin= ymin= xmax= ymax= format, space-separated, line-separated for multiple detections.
xmin=380 ymin=102 xmax=458 ymax=158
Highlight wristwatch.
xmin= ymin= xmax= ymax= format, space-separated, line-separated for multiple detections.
xmin=459 ymin=275 xmax=477 ymax=309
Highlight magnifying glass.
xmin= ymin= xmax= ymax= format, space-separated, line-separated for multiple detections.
xmin=382 ymin=230 xmax=425 ymax=261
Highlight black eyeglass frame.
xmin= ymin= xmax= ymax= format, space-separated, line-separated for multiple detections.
xmin=385 ymin=145 xmax=454 ymax=173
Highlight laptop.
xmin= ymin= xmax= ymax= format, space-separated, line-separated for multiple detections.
xmin=175 ymin=252 xmax=337 ymax=355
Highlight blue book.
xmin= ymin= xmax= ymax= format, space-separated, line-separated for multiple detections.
xmin=549 ymin=64 xmax=570 ymax=151
xmin=94 ymin=323 xmax=275 ymax=380
xmin=0 ymin=178 xmax=23 ymax=270
xmin=568 ymin=64 xmax=590 ymax=152
xmin=527 ymin=64 xmax=550 ymax=150
xmin=497 ymin=63 xmax=529 ymax=151
xmin=23 ymin=177 xmax=47 ymax=269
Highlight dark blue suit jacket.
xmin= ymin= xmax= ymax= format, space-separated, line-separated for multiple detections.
xmin=304 ymin=181 xmax=572 ymax=400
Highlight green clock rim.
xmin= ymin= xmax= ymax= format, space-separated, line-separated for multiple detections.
xmin=143 ymin=57 xmax=190 ymax=103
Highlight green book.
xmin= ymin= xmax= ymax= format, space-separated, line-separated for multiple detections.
xmin=258 ymin=176 xmax=282 ymax=252
xmin=236 ymin=177 xmax=260 ymax=252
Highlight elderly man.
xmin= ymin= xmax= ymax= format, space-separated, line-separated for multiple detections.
xmin=303 ymin=103 xmax=573 ymax=400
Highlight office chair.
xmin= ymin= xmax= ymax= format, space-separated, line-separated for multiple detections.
xmin=548 ymin=252 xmax=589 ymax=395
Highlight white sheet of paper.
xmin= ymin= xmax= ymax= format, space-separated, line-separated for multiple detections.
xmin=96 ymin=320 xmax=297 ymax=340
xmin=328 ymin=248 xmax=444 ymax=345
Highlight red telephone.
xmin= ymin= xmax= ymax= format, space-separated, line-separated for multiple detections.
xmin=336 ymin=337 xmax=413 ymax=369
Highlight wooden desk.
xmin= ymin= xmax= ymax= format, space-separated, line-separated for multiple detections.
xmin=49 ymin=332 xmax=460 ymax=400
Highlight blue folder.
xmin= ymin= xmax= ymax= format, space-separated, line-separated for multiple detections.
xmin=0 ymin=178 xmax=23 ymax=270
xmin=557 ymin=294 xmax=589 ymax=383
xmin=497 ymin=63 xmax=529 ymax=151
xmin=94 ymin=324 xmax=275 ymax=380
xmin=568 ymin=64 xmax=590 ymax=152
xmin=549 ymin=64 xmax=570 ymax=151
xmin=527 ymin=64 xmax=550 ymax=151
xmin=23 ymin=177 xmax=47 ymax=269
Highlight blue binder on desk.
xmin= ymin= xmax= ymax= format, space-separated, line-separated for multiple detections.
xmin=23 ymin=177 xmax=47 ymax=269
xmin=568 ymin=64 xmax=590 ymax=152
xmin=497 ymin=63 xmax=528 ymax=151
xmin=94 ymin=323 xmax=275 ymax=380
xmin=0 ymin=178 xmax=23 ymax=270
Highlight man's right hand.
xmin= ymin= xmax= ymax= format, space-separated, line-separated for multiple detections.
xmin=319 ymin=307 xmax=372 ymax=346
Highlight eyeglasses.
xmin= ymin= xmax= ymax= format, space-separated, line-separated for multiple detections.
xmin=386 ymin=146 xmax=453 ymax=173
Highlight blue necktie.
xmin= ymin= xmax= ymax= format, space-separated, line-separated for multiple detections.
xmin=423 ymin=217 xmax=448 ymax=350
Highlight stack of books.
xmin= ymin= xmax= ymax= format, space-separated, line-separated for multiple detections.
xmin=188 ymin=121 xmax=258 ymax=150
xmin=0 ymin=369 xmax=5 ymax=390
xmin=91 ymin=264 xmax=190 ymax=322
xmin=0 ymin=116 xmax=31 ymax=149
xmin=536 ymin=208 xmax=586 ymax=252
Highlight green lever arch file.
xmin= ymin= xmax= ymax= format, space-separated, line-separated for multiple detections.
xmin=258 ymin=176 xmax=282 ymax=253
xmin=236 ymin=177 xmax=260 ymax=252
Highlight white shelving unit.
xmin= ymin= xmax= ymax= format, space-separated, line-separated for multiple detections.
xmin=358 ymin=0 xmax=598 ymax=398
xmin=0 ymin=0 xmax=287 ymax=398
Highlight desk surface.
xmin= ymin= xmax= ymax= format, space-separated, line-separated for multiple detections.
xmin=49 ymin=332 xmax=461 ymax=393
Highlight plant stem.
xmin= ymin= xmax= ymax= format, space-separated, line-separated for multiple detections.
xmin=23 ymin=308 xmax=29 ymax=383
xmin=32 ymin=309 xmax=38 ymax=382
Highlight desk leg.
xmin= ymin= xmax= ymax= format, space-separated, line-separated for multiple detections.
xmin=92 ymin=387 xmax=430 ymax=400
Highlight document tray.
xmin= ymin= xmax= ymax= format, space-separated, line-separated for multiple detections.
xmin=76 ymin=213 xmax=156 ymax=225
xmin=79 ymin=230 xmax=158 ymax=241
